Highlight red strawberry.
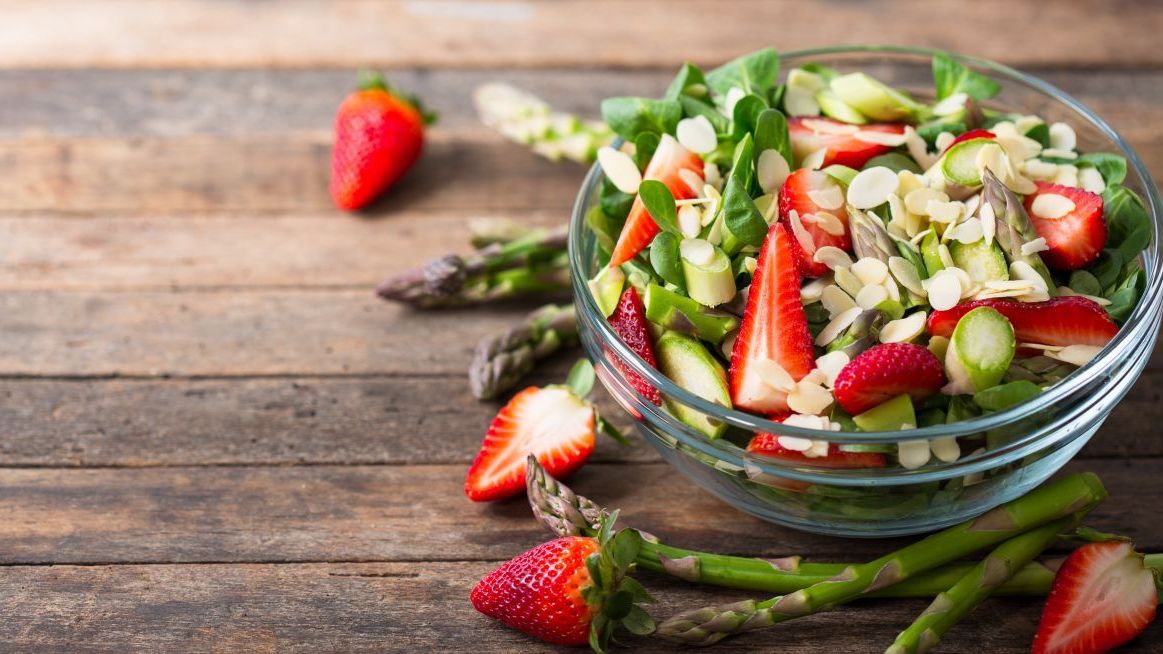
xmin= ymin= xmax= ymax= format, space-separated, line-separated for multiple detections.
xmin=747 ymin=432 xmax=888 ymax=469
xmin=927 ymin=297 xmax=1117 ymax=347
xmin=947 ymin=129 xmax=996 ymax=148
xmin=1024 ymin=182 xmax=1107 ymax=271
xmin=608 ymin=134 xmax=703 ymax=266
xmin=833 ymin=343 xmax=946 ymax=415
xmin=465 ymin=386 xmax=595 ymax=502
xmin=1032 ymin=541 xmax=1158 ymax=654
xmin=607 ymin=287 xmax=662 ymax=405
xmin=729 ymin=223 xmax=815 ymax=414
xmin=788 ymin=116 xmax=906 ymax=169
xmin=779 ymin=168 xmax=852 ymax=278
xmin=330 ymin=73 xmax=431 ymax=211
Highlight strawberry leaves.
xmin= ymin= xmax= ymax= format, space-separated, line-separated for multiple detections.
xmin=582 ymin=511 xmax=656 ymax=652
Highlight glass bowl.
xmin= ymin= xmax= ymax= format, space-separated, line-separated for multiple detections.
xmin=569 ymin=46 xmax=1163 ymax=537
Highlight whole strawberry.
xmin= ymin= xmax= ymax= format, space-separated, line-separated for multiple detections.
xmin=471 ymin=517 xmax=654 ymax=651
xmin=329 ymin=72 xmax=434 ymax=211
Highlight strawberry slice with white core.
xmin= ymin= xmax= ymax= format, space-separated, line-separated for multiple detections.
xmin=788 ymin=116 xmax=906 ymax=169
xmin=779 ymin=168 xmax=852 ymax=278
xmin=927 ymin=297 xmax=1117 ymax=348
xmin=608 ymin=134 xmax=704 ymax=266
xmin=1032 ymin=541 xmax=1158 ymax=654
xmin=1023 ymin=182 xmax=1107 ymax=271
xmin=729 ymin=222 xmax=816 ymax=414
xmin=464 ymin=386 xmax=595 ymax=502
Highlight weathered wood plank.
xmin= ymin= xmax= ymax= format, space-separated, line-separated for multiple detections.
xmin=0 ymin=561 xmax=1158 ymax=652
xmin=0 ymin=459 xmax=1157 ymax=566
xmin=1 ymin=1 xmax=1162 ymax=69
xmin=0 ymin=363 xmax=1158 ymax=468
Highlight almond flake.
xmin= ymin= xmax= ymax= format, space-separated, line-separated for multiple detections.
xmin=884 ymin=277 xmax=901 ymax=302
xmin=821 ymin=284 xmax=857 ymax=317
xmin=723 ymin=87 xmax=746 ymax=116
xmin=597 ymin=146 xmax=642 ymax=194
xmin=813 ymin=246 xmax=854 ymax=271
xmin=802 ymin=118 xmax=859 ymax=135
xmin=678 ymin=168 xmax=705 ymax=196
xmin=997 ymin=134 xmax=1043 ymax=162
xmin=680 ymin=238 xmax=715 ymax=266
xmin=1050 ymin=344 xmax=1103 ymax=367
xmin=887 ymin=194 xmax=908 ymax=229
xmin=847 ymin=167 xmax=900 ymax=209
xmin=754 ymin=193 xmax=778 ymax=223
xmin=935 ymin=131 xmax=956 ymax=153
xmin=930 ymin=436 xmax=961 ymax=463
xmin=1053 ymin=164 xmax=1080 ymax=188
xmin=783 ymin=413 xmax=830 ymax=430
xmin=905 ymin=188 xmax=946 ymax=216
xmin=834 ymin=266 xmax=864 ymax=297
xmin=676 ymin=115 xmax=718 ymax=154
xmin=928 ymin=199 xmax=964 ymax=225
xmin=1030 ymin=193 xmax=1076 ymax=219
xmin=851 ymin=257 xmax=889 ymax=286
xmin=801 ymin=148 xmax=827 ymax=170
xmin=815 ymin=307 xmax=863 ymax=346
xmin=933 ymin=93 xmax=968 ymax=117
xmin=801 ymin=276 xmax=831 ymax=304
xmin=1042 ymin=148 xmax=1078 ymax=160
xmin=1023 ymin=159 xmax=1059 ymax=181
xmin=803 ymin=369 xmax=828 ymax=386
xmin=953 ymin=217 xmax=984 ymax=244
xmin=755 ymin=358 xmax=796 ymax=393
xmin=787 ymin=380 xmax=834 ymax=415
xmin=904 ymin=126 xmax=937 ymax=169
xmin=678 ymin=205 xmax=703 ymax=238
xmin=807 ymin=185 xmax=845 ymax=210
xmin=805 ymin=439 xmax=831 ymax=458
xmin=703 ymin=161 xmax=723 ymax=189
xmin=1014 ymin=116 xmax=1044 ymax=134
xmin=975 ymin=142 xmax=1008 ymax=180
xmin=784 ymin=85 xmax=821 ymax=117
xmin=909 ymin=228 xmax=934 ymax=247
xmin=720 ymin=331 xmax=738 ymax=359
xmin=937 ymin=243 xmax=955 ymax=269
xmin=813 ymin=212 xmax=846 ymax=236
xmin=927 ymin=270 xmax=962 ymax=311
xmin=1020 ymin=237 xmax=1049 ymax=256
xmin=898 ymin=440 xmax=931 ymax=469
xmin=855 ymin=283 xmax=889 ymax=309
xmin=1021 ymin=342 xmax=1065 ymax=352
xmin=880 ymin=311 xmax=927 ymax=344
xmin=888 ymin=257 xmax=926 ymax=296
xmin=815 ymin=351 xmax=850 ymax=388
xmin=980 ymin=200 xmax=996 ymax=246
xmin=1079 ymin=167 xmax=1105 ymax=194
xmin=854 ymin=130 xmax=909 ymax=147
xmin=1049 ymin=122 xmax=1077 ymax=151
xmin=757 ymin=149 xmax=791 ymax=193
xmin=975 ymin=288 xmax=1029 ymax=300
xmin=788 ymin=210 xmax=817 ymax=256
xmin=984 ymin=280 xmax=1036 ymax=292
xmin=777 ymin=435 xmax=813 ymax=452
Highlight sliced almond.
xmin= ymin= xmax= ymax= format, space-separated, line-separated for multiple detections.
xmin=855 ymin=284 xmax=889 ymax=310
xmin=815 ymin=351 xmax=850 ymax=388
xmin=821 ymin=284 xmax=857 ymax=317
xmin=935 ymin=131 xmax=956 ymax=153
xmin=803 ymin=118 xmax=859 ymax=135
xmin=803 ymin=369 xmax=828 ymax=386
xmin=851 ymin=257 xmax=889 ymax=286
xmin=980 ymin=199 xmax=996 ymax=246
xmin=930 ymin=436 xmax=961 ymax=463
xmin=932 ymin=92 xmax=968 ymax=117
xmin=1020 ymin=237 xmax=1049 ymax=256
xmin=953 ymin=217 xmax=984 ymax=244
xmin=723 ymin=87 xmax=746 ymax=116
xmin=834 ymin=266 xmax=864 ymax=297
xmin=676 ymin=115 xmax=719 ymax=154
xmin=800 ymin=276 xmax=831 ymax=304
xmin=813 ymin=246 xmax=854 ymax=271
xmin=937 ymin=243 xmax=955 ymax=269
xmin=1079 ymin=167 xmax=1105 ymax=194
xmin=680 ymin=238 xmax=715 ymax=265
xmin=880 ymin=311 xmax=927 ymax=343
xmin=677 ymin=168 xmax=705 ymax=196
xmin=854 ymin=130 xmax=909 ymax=147
xmin=678 ymin=204 xmax=703 ymax=238
xmin=847 ymin=166 xmax=900 ymax=209
xmin=757 ymin=149 xmax=792 ymax=193
xmin=984 ymin=279 xmax=1036 ymax=291
xmin=703 ymin=161 xmax=723 ymax=189
xmin=802 ymin=148 xmax=827 ymax=170
xmin=888 ymin=257 xmax=926 ymax=296
xmin=898 ymin=440 xmax=931 ymax=469
xmin=904 ymin=126 xmax=937 ymax=169
xmin=927 ymin=270 xmax=962 ymax=311
xmin=805 ymin=439 xmax=831 ymax=458
xmin=1049 ymin=122 xmax=1077 ymax=151
xmin=755 ymin=358 xmax=796 ymax=393
xmin=1053 ymin=164 xmax=1080 ymax=188
xmin=813 ymin=212 xmax=846 ymax=236
xmin=787 ymin=210 xmax=817 ymax=256
xmin=787 ymin=380 xmax=834 ymax=415
xmin=597 ymin=146 xmax=642 ymax=194
xmin=815 ymin=307 xmax=863 ymax=346
xmin=1042 ymin=148 xmax=1078 ymax=160
xmin=807 ymin=184 xmax=845 ymax=210
xmin=927 ymin=199 xmax=964 ymax=224
xmin=1030 ymin=193 xmax=1076 ymax=219
xmin=777 ymin=435 xmax=813 ymax=452
xmin=905 ymin=188 xmax=946 ymax=216
xmin=1023 ymin=159 xmax=1059 ymax=181
xmin=1050 ymin=344 xmax=1103 ymax=367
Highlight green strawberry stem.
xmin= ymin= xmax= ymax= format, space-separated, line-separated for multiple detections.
xmin=885 ymin=517 xmax=1075 ymax=654
xmin=656 ymin=472 xmax=1107 ymax=645
xmin=474 ymin=82 xmax=614 ymax=164
xmin=376 ymin=224 xmax=569 ymax=308
xmin=469 ymin=303 xmax=579 ymax=400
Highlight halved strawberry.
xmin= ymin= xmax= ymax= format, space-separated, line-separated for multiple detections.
xmin=747 ymin=432 xmax=888 ymax=469
xmin=607 ymin=287 xmax=662 ymax=405
xmin=1032 ymin=541 xmax=1158 ymax=654
xmin=927 ymin=297 xmax=1117 ymax=348
xmin=729 ymin=223 xmax=815 ymax=414
xmin=832 ymin=343 xmax=946 ymax=415
xmin=779 ymin=168 xmax=852 ymax=278
xmin=947 ymin=128 xmax=996 ymax=148
xmin=788 ymin=116 xmax=906 ymax=169
xmin=465 ymin=386 xmax=595 ymax=502
xmin=608 ymin=134 xmax=703 ymax=266
xmin=1023 ymin=182 xmax=1107 ymax=271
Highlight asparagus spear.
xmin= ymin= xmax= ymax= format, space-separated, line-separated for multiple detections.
xmin=525 ymin=456 xmax=1065 ymax=599
xmin=657 ymin=472 xmax=1106 ymax=645
xmin=850 ymin=205 xmax=899 ymax=263
xmin=376 ymin=224 xmax=570 ymax=308
xmin=469 ymin=304 xmax=579 ymax=400
xmin=885 ymin=518 xmax=1074 ymax=654
xmin=982 ymin=168 xmax=1056 ymax=294
xmin=643 ymin=284 xmax=739 ymax=345
xmin=474 ymin=82 xmax=614 ymax=164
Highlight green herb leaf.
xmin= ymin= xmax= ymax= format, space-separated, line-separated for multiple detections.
xmin=649 ymin=231 xmax=686 ymax=291
xmin=596 ymin=416 xmax=630 ymax=446
xmin=1089 ymin=249 xmax=1124 ymax=290
xmin=800 ymin=62 xmax=840 ymax=83
xmin=622 ymin=605 xmax=657 ymax=635
xmin=973 ymin=380 xmax=1042 ymax=411
xmin=864 ymin=152 xmax=922 ymax=174
xmin=720 ymin=175 xmax=768 ymax=253
xmin=637 ymin=179 xmax=681 ymax=235
xmin=822 ymin=164 xmax=859 ymax=187
xmin=678 ymin=95 xmax=729 ymax=133
xmin=633 ymin=132 xmax=660 ymax=170
xmin=946 ymin=395 xmax=981 ymax=423
xmin=586 ymin=205 xmax=624 ymax=257
xmin=731 ymin=94 xmax=767 ymax=140
xmin=706 ymin=48 xmax=780 ymax=97
xmin=566 ymin=359 xmax=596 ymax=398
xmin=600 ymin=97 xmax=682 ymax=141
xmin=728 ymin=134 xmax=755 ymax=192
xmin=1077 ymin=152 xmax=1127 ymax=187
xmin=1068 ymin=270 xmax=1102 ymax=297
xmin=599 ymin=178 xmax=634 ymax=221
xmin=1102 ymin=185 xmax=1151 ymax=262
xmin=932 ymin=52 xmax=1001 ymax=101
xmin=1023 ymin=123 xmax=1050 ymax=149
xmin=1104 ymin=262 xmax=1146 ymax=323
xmin=664 ymin=62 xmax=708 ymax=101
xmin=753 ymin=109 xmax=792 ymax=168
xmin=916 ymin=118 xmax=967 ymax=147
xmin=618 ymin=575 xmax=655 ymax=604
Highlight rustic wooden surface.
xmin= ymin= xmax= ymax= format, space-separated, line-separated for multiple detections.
xmin=0 ymin=1 xmax=1160 ymax=651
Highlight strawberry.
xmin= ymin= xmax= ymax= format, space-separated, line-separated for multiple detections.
xmin=947 ymin=128 xmax=996 ymax=148
xmin=747 ymin=431 xmax=888 ymax=469
xmin=927 ymin=297 xmax=1118 ymax=347
xmin=779 ymin=168 xmax=852 ymax=277
xmin=788 ymin=116 xmax=906 ymax=169
xmin=607 ymin=287 xmax=662 ymax=405
xmin=608 ymin=134 xmax=704 ymax=266
xmin=1032 ymin=541 xmax=1158 ymax=654
xmin=471 ymin=524 xmax=654 ymax=649
xmin=330 ymin=73 xmax=433 ymax=211
xmin=833 ymin=343 xmax=946 ymax=415
xmin=1023 ymin=182 xmax=1107 ymax=271
xmin=729 ymin=222 xmax=815 ymax=414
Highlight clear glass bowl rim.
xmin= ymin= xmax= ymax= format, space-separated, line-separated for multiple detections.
xmin=569 ymin=44 xmax=1163 ymax=445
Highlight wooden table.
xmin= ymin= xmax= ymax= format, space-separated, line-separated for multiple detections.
xmin=0 ymin=2 xmax=1160 ymax=651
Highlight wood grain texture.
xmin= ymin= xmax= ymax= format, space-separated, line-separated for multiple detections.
xmin=0 ymin=561 xmax=1158 ymax=653
xmin=2 ymin=1 xmax=1162 ymax=69
xmin=0 ymin=459 xmax=1158 ymax=566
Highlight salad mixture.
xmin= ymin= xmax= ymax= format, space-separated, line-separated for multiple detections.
xmin=585 ymin=48 xmax=1151 ymax=469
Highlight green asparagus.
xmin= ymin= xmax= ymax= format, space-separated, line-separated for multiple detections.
xmin=982 ymin=168 xmax=1056 ymax=293
xmin=469 ymin=304 xmax=579 ymax=400
xmin=474 ymin=82 xmax=614 ymax=164
xmin=643 ymin=284 xmax=739 ymax=344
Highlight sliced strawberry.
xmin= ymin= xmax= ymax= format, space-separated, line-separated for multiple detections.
xmin=729 ymin=223 xmax=815 ymax=414
xmin=608 ymin=134 xmax=703 ymax=266
xmin=779 ymin=168 xmax=852 ymax=278
xmin=607 ymin=287 xmax=662 ymax=405
xmin=927 ymin=297 xmax=1117 ymax=348
xmin=1024 ymin=182 xmax=1107 ymax=271
xmin=788 ymin=116 xmax=906 ymax=169
xmin=747 ymin=432 xmax=888 ymax=469
xmin=464 ymin=386 xmax=595 ymax=502
xmin=1032 ymin=541 xmax=1158 ymax=654
xmin=947 ymin=128 xmax=995 ymax=148
xmin=833 ymin=343 xmax=946 ymax=415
